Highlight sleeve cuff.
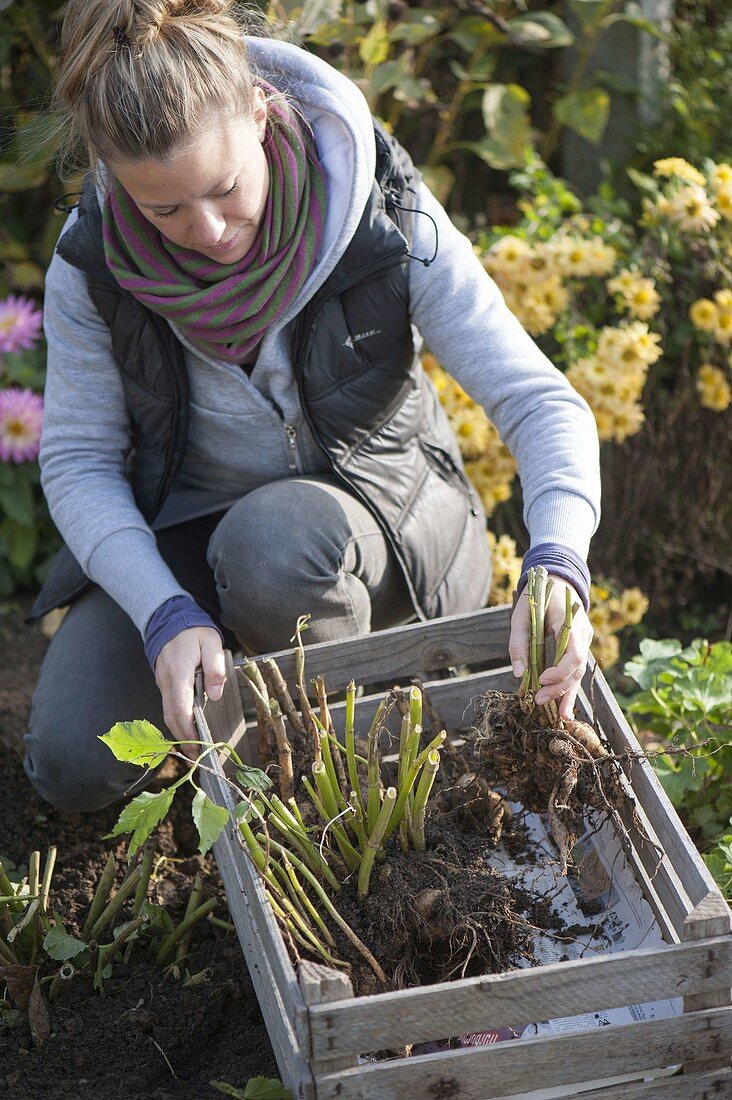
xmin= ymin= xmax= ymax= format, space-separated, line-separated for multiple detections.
xmin=516 ymin=542 xmax=591 ymax=611
xmin=143 ymin=594 xmax=224 ymax=672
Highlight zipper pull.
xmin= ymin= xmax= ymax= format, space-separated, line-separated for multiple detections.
xmin=285 ymin=423 xmax=298 ymax=473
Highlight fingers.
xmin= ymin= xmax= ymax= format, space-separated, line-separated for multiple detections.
xmin=201 ymin=633 xmax=227 ymax=703
xmin=508 ymin=591 xmax=530 ymax=678
xmin=155 ymin=627 xmax=225 ymax=761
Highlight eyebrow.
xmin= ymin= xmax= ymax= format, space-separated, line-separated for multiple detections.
xmin=138 ymin=178 xmax=232 ymax=210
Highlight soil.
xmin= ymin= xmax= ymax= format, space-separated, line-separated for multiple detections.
xmin=0 ymin=598 xmax=277 ymax=1100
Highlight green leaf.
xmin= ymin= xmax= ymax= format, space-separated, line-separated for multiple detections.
xmin=191 ymin=789 xmax=230 ymax=856
xmin=43 ymin=924 xmax=88 ymax=962
xmin=0 ymin=161 xmax=49 ymax=191
xmin=567 ymin=0 xmax=606 ymax=28
xmin=510 ymin=12 xmax=575 ymax=48
xmin=0 ymin=479 xmax=35 ymax=526
xmin=98 ymin=720 xmax=170 ymax=769
xmin=296 ymin=0 xmax=343 ymax=38
xmin=652 ymin=754 xmax=708 ymax=806
xmin=480 ymin=84 xmax=533 ymax=167
xmin=359 ymin=20 xmax=390 ymax=67
xmin=600 ymin=8 xmax=667 ymax=40
xmin=624 ymin=638 xmax=683 ymax=690
xmin=104 ymin=788 xmax=176 ymax=860
xmin=553 ymin=87 xmax=610 ymax=145
xmin=449 ymin=16 xmax=503 ymax=53
xmin=390 ymin=13 xmax=439 ymax=45
xmin=235 ymin=765 xmax=273 ymax=794
xmin=6 ymin=520 xmax=38 ymax=571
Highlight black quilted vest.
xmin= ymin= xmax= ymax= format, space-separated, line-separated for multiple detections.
xmin=29 ymin=123 xmax=490 ymax=626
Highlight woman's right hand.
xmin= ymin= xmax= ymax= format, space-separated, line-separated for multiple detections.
xmin=154 ymin=626 xmax=227 ymax=761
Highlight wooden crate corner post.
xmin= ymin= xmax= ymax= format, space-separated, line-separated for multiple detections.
xmin=681 ymin=889 xmax=732 ymax=1077
xmin=299 ymin=960 xmax=359 ymax=1081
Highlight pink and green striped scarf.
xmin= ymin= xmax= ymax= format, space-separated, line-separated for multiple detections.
xmin=101 ymin=92 xmax=327 ymax=365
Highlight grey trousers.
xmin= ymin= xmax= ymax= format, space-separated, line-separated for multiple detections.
xmin=23 ymin=477 xmax=414 ymax=812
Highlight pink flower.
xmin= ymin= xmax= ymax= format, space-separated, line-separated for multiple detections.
xmin=0 ymin=387 xmax=44 ymax=463
xmin=0 ymin=295 xmax=43 ymax=355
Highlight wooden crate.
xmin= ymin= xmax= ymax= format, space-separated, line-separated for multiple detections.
xmin=193 ymin=605 xmax=732 ymax=1100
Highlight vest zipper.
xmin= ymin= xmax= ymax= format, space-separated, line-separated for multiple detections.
xmin=285 ymin=424 xmax=298 ymax=473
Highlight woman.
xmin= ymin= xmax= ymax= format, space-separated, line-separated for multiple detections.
xmin=24 ymin=0 xmax=598 ymax=813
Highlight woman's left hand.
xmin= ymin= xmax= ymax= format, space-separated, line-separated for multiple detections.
xmin=508 ymin=573 xmax=594 ymax=722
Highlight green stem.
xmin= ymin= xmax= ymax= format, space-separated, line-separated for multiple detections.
xmin=358 ymin=788 xmax=397 ymax=899
xmin=554 ymin=587 xmax=577 ymax=666
xmin=174 ymin=872 xmax=203 ymax=966
xmin=267 ymin=810 xmax=341 ymax=891
xmin=318 ymin=727 xmax=347 ymax=812
xmin=281 ymin=854 xmax=335 ymax=947
xmin=409 ymin=686 xmax=423 ymax=734
xmin=40 ymin=847 xmax=57 ymax=913
xmin=89 ymin=865 xmax=143 ymax=943
xmin=83 ymin=853 xmax=117 ymax=938
xmin=258 ymin=835 xmax=388 ymax=984
xmin=410 ymin=750 xmax=440 ymax=851
xmin=345 ymin=680 xmax=363 ymax=815
xmin=155 ymin=897 xmax=218 ymax=967
xmin=0 ymin=859 xmax=23 ymax=915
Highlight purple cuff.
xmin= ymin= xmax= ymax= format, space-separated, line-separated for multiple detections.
xmin=143 ymin=594 xmax=224 ymax=671
xmin=516 ymin=542 xmax=591 ymax=611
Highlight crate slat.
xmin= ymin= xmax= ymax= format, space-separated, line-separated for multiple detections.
xmin=308 ymin=935 xmax=732 ymax=1061
xmin=299 ymin=961 xmax=358 ymax=1077
xmin=194 ymin=685 xmax=313 ymax=1098
xmin=586 ymin=667 xmax=718 ymax=909
xmin=314 ymin=1006 xmax=732 ymax=1099
xmin=234 ymin=605 xmax=513 ymax=694
xmin=490 ymin=1067 xmax=732 ymax=1100
xmin=682 ymin=891 xmax=732 ymax=1076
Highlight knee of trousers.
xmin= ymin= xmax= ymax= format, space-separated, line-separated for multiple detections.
xmin=23 ymin=713 xmax=157 ymax=813
xmin=207 ymin=481 xmax=353 ymax=644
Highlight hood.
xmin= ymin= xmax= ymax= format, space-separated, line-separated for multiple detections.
xmin=245 ymin=35 xmax=376 ymax=296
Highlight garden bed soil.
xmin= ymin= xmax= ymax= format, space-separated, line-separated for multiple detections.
xmin=0 ymin=599 xmax=277 ymax=1100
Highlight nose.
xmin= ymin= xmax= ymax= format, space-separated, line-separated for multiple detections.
xmin=189 ymin=207 xmax=226 ymax=247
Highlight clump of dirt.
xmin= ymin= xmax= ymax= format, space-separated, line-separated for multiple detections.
xmin=323 ymin=821 xmax=539 ymax=996
xmin=469 ymin=690 xmax=628 ymax=874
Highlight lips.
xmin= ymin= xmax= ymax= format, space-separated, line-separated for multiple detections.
xmin=207 ymin=230 xmax=240 ymax=253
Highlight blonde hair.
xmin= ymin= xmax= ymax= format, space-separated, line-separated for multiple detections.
xmin=54 ymin=0 xmax=277 ymax=173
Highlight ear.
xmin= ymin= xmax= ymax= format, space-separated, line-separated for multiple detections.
xmin=252 ymin=85 xmax=267 ymax=143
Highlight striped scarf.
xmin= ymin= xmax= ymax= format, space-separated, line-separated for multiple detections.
xmin=101 ymin=93 xmax=327 ymax=365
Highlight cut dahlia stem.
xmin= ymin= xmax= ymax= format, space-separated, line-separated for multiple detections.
xmin=397 ymin=713 xmax=412 ymax=850
xmin=7 ymin=899 xmax=40 ymax=944
xmin=174 ymin=872 xmax=203 ymax=967
xmin=268 ymin=809 xmax=341 ymax=891
xmin=411 ymin=750 xmax=440 ymax=851
xmin=358 ymin=787 xmax=397 ymax=899
xmin=155 ymin=897 xmax=218 ymax=967
xmin=293 ymin=614 xmax=321 ymax=761
xmin=241 ymin=661 xmax=273 ymax=764
xmin=287 ymin=796 xmax=307 ymax=831
xmin=89 ymin=864 xmax=144 ymax=943
xmin=281 ymin=853 xmax=336 ymax=947
xmin=347 ymin=791 xmax=368 ymax=850
xmin=555 ymin=586 xmax=577 ymax=666
xmin=413 ymin=730 xmax=447 ymax=770
xmin=0 ymin=860 xmax=23 ymax=915
xmin=312 ymin=764 xmax=360 ymax=870
xmin=409 ymin=686 xmax=423 ymax=742
xmin=262 ymin=657 xmax=306 ymax=739
xmin=344 ymin=681 xmax=363 ymax=815
xmin=270 ymin=697 xmax=295 ymax=803
xmin=317 ymin=726 xmax=347 ymax=812
xmin=260 ymin=835 xmax=387 ymax=984
xmin=40 ymin=847 xmax=56 ymax=915
xmin=83 ymin=852 xmax=117 ymax=938
xmin=312 ymin=760 xmax=341 ymax=821
xmin=315 ymin=676 xmax=349 ymax=799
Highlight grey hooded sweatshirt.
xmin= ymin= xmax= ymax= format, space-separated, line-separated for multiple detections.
xmin=38 ymin=36 xmax=601 ymax=636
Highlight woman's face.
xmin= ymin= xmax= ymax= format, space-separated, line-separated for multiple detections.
xmin=108 ymin=89 xmax=269 ymax=264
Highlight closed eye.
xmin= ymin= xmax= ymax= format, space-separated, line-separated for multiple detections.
xmin=154 ymin=181 xmax=239 ymax=220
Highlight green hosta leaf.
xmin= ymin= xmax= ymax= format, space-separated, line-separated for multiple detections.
xmin=624 ymin=638 xmax=684 ymax=690
xmin=652 ymin=753 xmax=709 ymax=806
xmin=99 ymin=720 xmax=170 ymax=769
xmin=43 ymin=925 xmax=88 ymax=962
xmin=296 ymin=0 xmax=343 ymax=38
xmin=191 ymin=789 xmax=230 ymax=856
xmin=553 ymin=87 xmax=610 ymax=145
xmin=510 ymin=12 xmax=575 ymax=48
xmin=481 ymin=84 xmax=533 ymax=166
xmin=104 ymin=788 xmax=176 ymax=859
xmin=210 ymin=1078 xmax=294 ymax=1099
xmin=359 ymin=20 xmax=390 ymax=66
xmin=0 ymin=479 xmax=35 ymax=526
xmin=235 ymin=765 xmax=273 ymax=794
